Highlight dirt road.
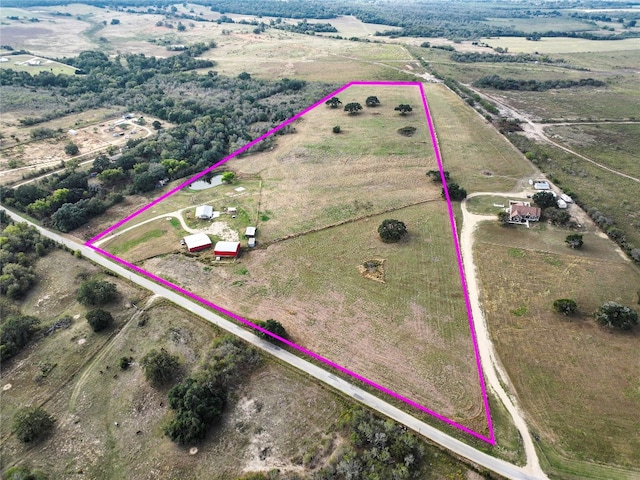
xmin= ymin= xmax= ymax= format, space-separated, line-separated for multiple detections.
xmin=460 ymin=192 xmax=548 ymax=479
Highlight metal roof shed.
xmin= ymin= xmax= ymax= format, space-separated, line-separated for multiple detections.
xmin=214 ymin=241 xmax=241 ymax=258
xmin=184 ymin=233 xmax=212 ymax=252
xmin=195 ymin=205 xmax=213 ymax=219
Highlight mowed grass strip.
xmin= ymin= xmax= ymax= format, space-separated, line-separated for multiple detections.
xmin=474 ymin=222 xmax=640 ymax=472
xmin=423 ymin=84 xmax=536 ymax=193
xmin=104 ymin=218 xmax=184 ymax=262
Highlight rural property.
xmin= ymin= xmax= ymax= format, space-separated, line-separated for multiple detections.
xmin=88 ymin=82 xmax=494 ymax=442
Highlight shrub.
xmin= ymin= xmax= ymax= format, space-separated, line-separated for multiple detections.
xmin=594 ymin=302 xmax=638 ymax=330
xmin=85 ymin=308 xmax=113 ymax=332
xmin=332 ymin=125 xmax=341 ymax=134
xmin=553 ymin=299 xmax=577 ymax=316
xmin=378 ymin=219 xmax=407 ymax=243
xmin=13 ymin=406 xmax=55 ymax=443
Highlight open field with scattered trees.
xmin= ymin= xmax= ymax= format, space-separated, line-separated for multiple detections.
xmin=1 ymin=0 xmax=640 ymax=478
xmin=102 ymin=84 xmax=490 ymax=436
xmin=473 ymin=220 xmax=640 ymax=477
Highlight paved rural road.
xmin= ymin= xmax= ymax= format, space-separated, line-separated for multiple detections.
xmin=1 ymin=206 xmax=545 ymax=480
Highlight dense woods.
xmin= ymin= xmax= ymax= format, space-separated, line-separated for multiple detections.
xmin=1 ymin=49 xmax=335 ymax=233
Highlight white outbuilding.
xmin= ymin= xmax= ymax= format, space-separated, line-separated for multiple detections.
xmin=195 ymin=205 xmax=213 ymax=219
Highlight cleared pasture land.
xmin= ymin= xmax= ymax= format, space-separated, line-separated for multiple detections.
xmin=479 ymin=37 xmax=640 ymax=54
xmin=100 ymin=84 xmax=490 ymax=436
xmin=141 ymin=203 xmax=488 ymax=433
xmin=232 ymin=84 xmax=439 ymax=242
xmin=422 ymin=84 xmax=537 ymax=192
xmin=473 ymin=221 xmax=640 ymax=477
xmin=544 ymin=123 xmax=640 ymax=179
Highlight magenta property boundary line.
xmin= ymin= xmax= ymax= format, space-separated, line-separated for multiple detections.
xmin=86 ymin=81 xmax=496 ymax=445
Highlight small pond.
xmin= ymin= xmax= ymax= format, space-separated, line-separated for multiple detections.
xmin=189 ymin=175 xmax=223 ymax=190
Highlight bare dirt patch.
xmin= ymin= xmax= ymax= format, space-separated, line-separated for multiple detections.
xmin=357 ymin=258 xmax=386 ymax=283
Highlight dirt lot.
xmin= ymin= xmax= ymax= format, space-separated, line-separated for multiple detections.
xmin=0 ymin=114 xmax=160 ymax=185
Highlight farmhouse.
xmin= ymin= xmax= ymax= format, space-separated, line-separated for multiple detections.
xmin=195 ymin=205 xmax=213 ymax=219
xmin=509 ymin=202 xmax=541 ymax=224
xmin=533 ymin=181 xmax=550 ymax=190
xmin=183 ymin=233 xmax=212 ymax=252
xmin=214 ymin=241 xmax=241 ymax=258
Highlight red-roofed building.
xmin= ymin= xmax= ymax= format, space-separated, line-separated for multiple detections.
xmin=214 ymin=241 xmax=241 ymax=258
xmin=509 ymin=202 xmax=541 ymax=224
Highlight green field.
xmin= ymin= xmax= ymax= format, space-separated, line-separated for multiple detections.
xmin=0 ymin=54 xmax=77 ymax=75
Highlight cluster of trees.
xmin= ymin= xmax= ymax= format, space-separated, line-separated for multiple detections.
xmin=164 ymin=335 xmax=259 ymax=444
xmin=1 ymin=315 xmax=40 ymax=361
xmin=474 ymin=75 xmax=606 ymax=91
xmin=272 ymin=19 xmax=337 ymax=34
xmin=451 ymin=52 xmax=561 ymax=64
xmin=553 ymin=298 xmax=638 ymax=331
xmin=0 ymin=165 xmax=123 ymax=232
xmin=77 ymin=279 xmax=118 ymax=306
xmin=312 ymin=407 xmax=426 ymax=479
xmin=426 ymin=169 xmax=468 ymax=201
xmin=0 ymin=215 xmax=52 ymax=299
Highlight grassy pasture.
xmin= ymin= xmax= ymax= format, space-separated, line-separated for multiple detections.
xmin=0 ymin=54 xmax=77 ymax=75
xmin=479 ymin=36 xmax=640 ymax=54
xmin=205 ymin=29 xmax=415 ymax=82
xmin=422 ymin=84 xmax=537 ymax=192
xmin=493 ymin=76 xmax=639 ymax=120
xmin=473 ymin=222 xmax=640 ymax=474
xmin=229 ymin=84 xmax=439 ymax=242
xmin=141 ymin=202 xmax=488 ymax=432
xmin=544 ymin=123 xmax=640 ymax=179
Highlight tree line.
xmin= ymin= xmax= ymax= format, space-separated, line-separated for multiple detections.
xmin=451 ymin=52 xmax=562 ymax=64
xmin=473 ymin=75 xmax=606 ymax=92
